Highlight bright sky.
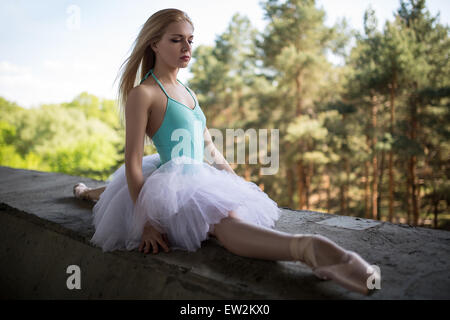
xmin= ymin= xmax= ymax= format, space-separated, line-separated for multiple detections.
xmin=0 ymin=0 xmax=448 ymax=109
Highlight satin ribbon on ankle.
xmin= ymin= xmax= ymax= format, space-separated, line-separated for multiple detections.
xmin=289 ymin=234 xmax=319 ymax=269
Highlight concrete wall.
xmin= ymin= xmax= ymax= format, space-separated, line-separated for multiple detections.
xmin=1 ymin=166 xmax=449 ymax=299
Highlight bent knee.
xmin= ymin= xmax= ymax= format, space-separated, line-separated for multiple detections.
xmin=228 ymin=210 xmax=240 ymax=219
xmin=209 ymin=210 xmax=240 ymax=237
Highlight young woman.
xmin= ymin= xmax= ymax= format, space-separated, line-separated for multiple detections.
xmin=73 ymin=8 xmax=379 ymax=295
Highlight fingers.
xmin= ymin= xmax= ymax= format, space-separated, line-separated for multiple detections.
xmin=139 ymin=240 xmax=151 ymax=254
xmin=162 ymin=234 xmax=170 ymax=249
xmin=158 ymin=236 xmax=170 ymax=253
xmin=139 ymin=234 xmax=171 ymax=254
xmin=148 ymin=240 xmax=157 ymax=254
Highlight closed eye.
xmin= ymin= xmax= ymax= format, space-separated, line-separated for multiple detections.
xmin=172 ymin=40 xmax=194 ymax=44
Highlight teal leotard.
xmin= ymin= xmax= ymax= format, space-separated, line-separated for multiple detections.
xmin=140 ymin=69 xmax=206 ymax=168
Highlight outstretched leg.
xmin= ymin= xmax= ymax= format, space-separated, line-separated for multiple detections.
xmin=211 ymin=212 xmax=379 ymax=295
xmin=212 ymin=215 xmax=294 ymax=261
xmin=73 ymin=183 xmax=106 ymax=201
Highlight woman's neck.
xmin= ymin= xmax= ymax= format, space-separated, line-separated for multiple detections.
xmin=152 ymin=65 xmax=179 ymax=86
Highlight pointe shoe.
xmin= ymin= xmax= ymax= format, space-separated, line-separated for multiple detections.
xmin=313 ymin=250 xmax=380 ymax=295
xmin=73 ymin=182 xmax=93 ymax=201
xmin=289 ymin=234 xmax=380 ymax=295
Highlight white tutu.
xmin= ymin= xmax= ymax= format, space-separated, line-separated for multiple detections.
xmin=91 ymin=153 xmax=282 ymax=252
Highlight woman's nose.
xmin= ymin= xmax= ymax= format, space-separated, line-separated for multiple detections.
xmin=182 ymin=39 xmax=191 ymax=50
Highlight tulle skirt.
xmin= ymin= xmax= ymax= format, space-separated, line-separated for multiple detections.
xmin=91 ymin=153 xmax=282 ymax=252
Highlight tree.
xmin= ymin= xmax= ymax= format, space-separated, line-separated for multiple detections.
xmin=257 ymin=0 xmax=351 ymax=209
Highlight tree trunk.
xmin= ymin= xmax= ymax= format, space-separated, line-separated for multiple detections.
xmin=433 ymin=198 xmax=439 ymax=229
xmin=244 ymin=160 xmax=251 ymax=181
xmin=406 ymin=161 xmax=412 ymax=225
xmin=339 ymin=184 xmax=345 ymax=214
xmin=371 ymin=93 xmax=378 ymax=220
xmin=345 ymin=157 xmax=350 ymax=214
xmin=318 ymin=174 xmax=323 ymax=205
xmin=287 ymin=166 xmax=294 ymax=209
xmin=364 ymin=159 xmax=370 ymax=219
xmin=296 ymin=160 xmax=306 ymax=210
xmin=325 ymin=170 xmax=331 ymax=213
xmin=410 ymin=83 xmax=419 ymax=226
xmin=377 ymin=149 xmax=385 ymax=220
xmin=295 ymin=69 xmax=305 ymax=210
xmin=372 ymin=149 xmax=378 ymax=220
xmin=388 ymin=151 xmax=394 ymax=222
xmin=305 ymin=162 xmax=313 ymax=209
xmin=388 ymin=74 xmax=397 ymax=222
xmin=409 ymin=156 xmax=419 ymax=225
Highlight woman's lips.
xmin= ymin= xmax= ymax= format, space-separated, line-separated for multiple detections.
xmin=180 ymin=56 xmax=190 ymax=61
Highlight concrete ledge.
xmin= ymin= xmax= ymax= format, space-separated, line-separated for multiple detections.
xmin=0 ymin=203 xmax=261 ymax=299
xmin=1 ymin=165 xmax=449 ymax=299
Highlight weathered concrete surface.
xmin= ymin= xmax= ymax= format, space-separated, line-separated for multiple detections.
xmin=0 ymin=165 xmax=449 ymax=299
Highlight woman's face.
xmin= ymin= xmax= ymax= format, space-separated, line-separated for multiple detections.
xmin=152 ymin=20 xmax=194 ymax=69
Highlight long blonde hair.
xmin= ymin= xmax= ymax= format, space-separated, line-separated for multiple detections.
xmin=115 ymin=8 xmax=194 ymax=143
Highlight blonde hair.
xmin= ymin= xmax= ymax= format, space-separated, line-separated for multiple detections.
xmin=115 ymin=8 xmax=194 ymax=144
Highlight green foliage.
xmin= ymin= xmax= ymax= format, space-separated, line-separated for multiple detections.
xmin=286 ymin=115 xmax=328 ymax=142
xmin=0 ymin=93 xmax=123 ymax=180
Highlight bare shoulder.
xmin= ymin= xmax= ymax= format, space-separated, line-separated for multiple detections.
xmin=126 ymin=84 xmax=157 ymax=112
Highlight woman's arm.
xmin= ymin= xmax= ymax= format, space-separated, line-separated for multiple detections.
xmin=124 ymin=86 xmax=152 ymax=205
xmin=203 ymin=126 xmax=237 ymax=176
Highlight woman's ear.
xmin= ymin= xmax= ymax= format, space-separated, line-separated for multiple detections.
xmin=150 ymin=40 xmax=158 ymax=53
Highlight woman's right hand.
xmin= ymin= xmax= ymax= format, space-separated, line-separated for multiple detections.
xmin=139 ymin=221 xmax=170 ymax=254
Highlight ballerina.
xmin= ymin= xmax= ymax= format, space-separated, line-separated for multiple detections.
xmin=73 ymin=8 xmax=380 ymax=296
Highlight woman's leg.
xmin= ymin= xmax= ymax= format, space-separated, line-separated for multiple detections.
xmin=84 ymin=186 xmax=106 ymax=201
xmin=211 ymin=211 xmax=378 ymax=295
xmin=74 ymin=184 xmax=106 ymax=201
xmin=211 ymin=214 xmax=294 ymax=261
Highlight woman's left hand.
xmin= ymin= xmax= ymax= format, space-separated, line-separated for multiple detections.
xmin=139 ymin=222 xmax=170 ymax=254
